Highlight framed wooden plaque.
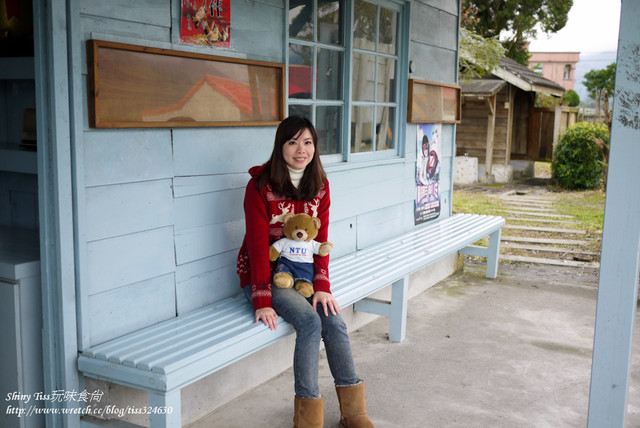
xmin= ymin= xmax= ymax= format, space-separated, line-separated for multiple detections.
xmin=87 ymin=40 xmax=285 ymax=128
xmin=407 ymin=79 xmax=461 ymax=124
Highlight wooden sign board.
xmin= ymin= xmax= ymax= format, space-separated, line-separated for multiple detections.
xmin=87 ymin=40 xmax=285 ymax=128
xmin=407 ymin=79 xmax=461 ymax=124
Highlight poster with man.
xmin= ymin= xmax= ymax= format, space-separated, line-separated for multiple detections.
xmin=415 ymin=123 xmax=441 ymax=224
xmin=180 ymin=0 xmax=230 ymax=47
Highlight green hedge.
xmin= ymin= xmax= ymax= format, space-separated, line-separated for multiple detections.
xmin=552 ymin=122 xmax=609 ymax=189
xmin=562 ymin=89 xmax=580 ymax=107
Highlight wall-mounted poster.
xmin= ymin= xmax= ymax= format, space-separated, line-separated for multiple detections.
xmin=415 ymin=123 xmax=441 ymax=225
xmin=181 ymin=0 xmax=230 ymax=47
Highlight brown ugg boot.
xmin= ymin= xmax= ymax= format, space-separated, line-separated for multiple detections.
xmin=335 ymin=381 xmax=374 ymax=427
xmin=293 ymin=396 xmax=324 ymax=428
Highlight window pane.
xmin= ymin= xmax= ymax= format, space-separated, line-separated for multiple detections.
xmin=351 ymin=105 xmax=374 ymax=153
xmin=351 ymin=52 xmax=375 ymax=101
xmin=376 ymin=106 xmax=395 ymax=151
xmin=316 ymin=105 xmax=342 ymax=155
xmin=289 ymin=3 xmax=313 ymax=41
xmin=353 ymin=0 xmax=376 ymax=51
xmin=378 ymin=7 xmax=397 ymax=54
xmin=289 ymin=104 xmax=312 ymax=120
xmin=318 ymin=0 xmax=343 ymax=45
xmin=289 ymin=44 xmax=313 ymax=99
xmin=317 ymin=49 xmax=343 ymax=100
xmin=377 ymin=58 xmax=395 ymax=103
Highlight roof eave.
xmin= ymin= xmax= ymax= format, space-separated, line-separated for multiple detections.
xmin=492 ymin=67 xmax=564 ymax=96
xmin=491 ymin=67 xmax=533 ymax=91
xmin=531 ymin=84 xmax=564 ymax=97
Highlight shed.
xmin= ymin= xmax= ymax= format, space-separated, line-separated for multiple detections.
xmin=455 ymin=57 xmax=566 ymax=183
xmin=0 ymin=0 xmax=466 ymax=426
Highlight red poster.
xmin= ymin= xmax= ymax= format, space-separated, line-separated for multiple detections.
xmin=415 ymin=123 xmax=441 ymax=225
xmin=180 ymin=0 xmax=230 ymax=47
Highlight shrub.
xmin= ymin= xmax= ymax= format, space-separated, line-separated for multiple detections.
xmin=562 ymin=89 xmax=580 ymax=107
xmin=552 ymin=122 xmax=609 ymax=189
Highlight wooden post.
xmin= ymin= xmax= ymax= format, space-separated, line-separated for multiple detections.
xmin=587 ymin=1 xmax=640 ymax=425
xmin=505 ymin=86 xmax=515 ymax=164
xmin=483 ymin=94 xmax=497 ymax=183
xmin=552 ymin=103 xmax=562 ymax=155
xmin=34 ymin=0 xmax=82 ymax=426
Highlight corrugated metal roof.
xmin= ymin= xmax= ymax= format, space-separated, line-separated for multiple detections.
xmin=460 ymin=79 xmax=506 ymax=96
xmin=460 ymin=57 xmax=566 ymax=97
xmin=498 ymin=57 xmax=566 ymax=93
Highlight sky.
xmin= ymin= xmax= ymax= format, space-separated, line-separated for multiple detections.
xmin=527 ymin=0 xmax=621 ymax=54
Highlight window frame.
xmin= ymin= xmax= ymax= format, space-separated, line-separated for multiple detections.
xmin=285 ymin=0 xmax=409 ymax=165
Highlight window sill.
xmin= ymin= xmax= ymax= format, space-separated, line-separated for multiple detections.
xmin=323 ymin=156 xmax=410 ymax=173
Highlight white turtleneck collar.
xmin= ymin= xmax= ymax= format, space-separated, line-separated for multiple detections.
xmin=287 ymin=165 xmax=305 ymax=188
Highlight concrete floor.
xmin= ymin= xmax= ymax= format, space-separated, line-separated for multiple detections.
xmin=190 ymin=261 xmax=640 ymax=427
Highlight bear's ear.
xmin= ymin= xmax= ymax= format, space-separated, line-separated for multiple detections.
xmin=282 ymin=212 xmax=295 ymax=224
xmin=311 ymin=217 xmax=321 ymax=229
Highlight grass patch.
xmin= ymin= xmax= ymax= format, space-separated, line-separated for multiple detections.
xmin=452 ymin=190 xmax=506 ymax=217
xmin=552 ymin=190 xmax=605 ymax=232
xmin=453 ymin=186 xmax=605 ymax=255
xmin=453 ymin=187 xmax=605 ymax=233
xmin=453 ymin=190 xmax=507 ymax=248
xmin=534 ymin=161 xmax=551 ymax=178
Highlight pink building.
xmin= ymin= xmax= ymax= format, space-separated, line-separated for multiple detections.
xmin=529 ymin=52 xmax=580 ymax=91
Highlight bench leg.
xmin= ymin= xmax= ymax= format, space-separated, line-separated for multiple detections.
xmin=460 ymin=228 xmax=503 ymax=279
xmin=149 ymin=389 xmax=181 ymax=428
xmin=389 ymin=276 xmax=409 ymax=343
xmin=485 ymin=228 xmax=502 ymax=279
xmin=353 ymin=276 xmax=409 ymax=343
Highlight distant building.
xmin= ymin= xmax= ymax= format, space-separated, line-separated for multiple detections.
xmin=529 ymin=52 xmax=581 ymax=91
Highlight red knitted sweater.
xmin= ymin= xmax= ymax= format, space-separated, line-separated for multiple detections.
xmin=237 ymin=165 xmax=331 ymax=310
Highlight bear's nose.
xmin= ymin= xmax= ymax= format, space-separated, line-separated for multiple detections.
xmin=296 ymin=231 xmax=304 ymax=239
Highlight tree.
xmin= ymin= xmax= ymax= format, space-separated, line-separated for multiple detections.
xmin=583 ymin=62 xmax=616 ymax=127
xmin=458 ymin=28 xmax=506 ymax=80
xmin=461 ymin=0 xmax=573 ymax=65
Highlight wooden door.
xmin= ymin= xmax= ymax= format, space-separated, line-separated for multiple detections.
xmin=528 ymin=107 xmax=555 ymax=161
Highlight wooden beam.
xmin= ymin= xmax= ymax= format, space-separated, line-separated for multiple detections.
xmin=588 ymin=2 xmax=640 ymax=426
xmin=484 ymin=96 xmax=495 ymax=116
xmin=483 ymin=94 xmax=497 ymax=182
xmin=505 ymin=85 xmax=516 ymax=164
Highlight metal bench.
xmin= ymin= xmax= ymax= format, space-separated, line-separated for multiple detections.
xmin=78 ymin=213 xmax=504 ymax=427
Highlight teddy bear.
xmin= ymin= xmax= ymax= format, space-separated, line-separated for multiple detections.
xmin=269 ymin=213 xmax=333 ymax=298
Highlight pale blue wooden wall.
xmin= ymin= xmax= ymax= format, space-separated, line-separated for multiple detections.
xmin=75 ymin=0 xmax=459 ymax=347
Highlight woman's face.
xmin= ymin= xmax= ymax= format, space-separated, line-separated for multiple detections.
xmin=283 ymin=128 xmax=315 ymax=170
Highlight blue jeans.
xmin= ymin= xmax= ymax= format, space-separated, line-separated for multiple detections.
xmin=244 ymin=286 xmax=360 ymax=398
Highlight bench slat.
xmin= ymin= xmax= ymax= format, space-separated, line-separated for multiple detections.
xmin=330 ymin=214 xmax=497 ymax=277
xmin=331 ymin=215 xmax=503 ymax=289
xmin=115 ymin=300 xmax=252 ymax=367
xmin=85 ymin=296 xmax=245 ymax=358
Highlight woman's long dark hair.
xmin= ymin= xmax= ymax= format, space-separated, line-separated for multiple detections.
xmin=257 ymin=116 xmax=326 ymax=200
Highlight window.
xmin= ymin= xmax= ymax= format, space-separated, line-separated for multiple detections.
xmin=287 ymin=0 xmax=404 ymax=161
xmin=563 ymin=64 xmax=572 ymax=80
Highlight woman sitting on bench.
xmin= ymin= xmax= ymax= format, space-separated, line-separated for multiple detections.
xmin=237 ymin=116 xmax=374 ymax=428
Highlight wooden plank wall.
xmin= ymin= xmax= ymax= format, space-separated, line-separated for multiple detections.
xmin=76 ymin=0 xmax=459 ymax=347
xmin=511 ymin=89 xmax=534 ymax=158
xmin=456 ymin=87 xmax=509 ymax=164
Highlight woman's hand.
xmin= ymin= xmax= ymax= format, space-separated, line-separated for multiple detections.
xmin=313 ymin=291 xmax=341 ymax=316
xmin=255 ymin=307 xmax=278 ymax=330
